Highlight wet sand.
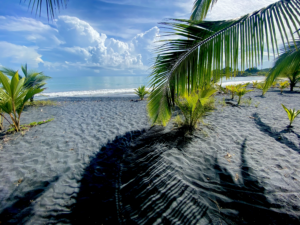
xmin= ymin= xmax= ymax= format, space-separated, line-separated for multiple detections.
xmin=0 ymin=90 xmax=299 ymax=224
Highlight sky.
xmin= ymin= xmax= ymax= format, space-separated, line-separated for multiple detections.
xmin=0 ymin=0 xmax=279 ymax=78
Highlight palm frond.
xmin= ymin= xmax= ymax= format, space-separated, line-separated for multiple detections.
xmin=148 ymin=0 xmax=300 ymax=125
xmin=22 ymin=0 xmax=68 ymax=20
xmin=191 ymin=0 xmax=218 ymax=21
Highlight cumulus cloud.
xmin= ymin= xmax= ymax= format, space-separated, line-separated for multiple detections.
xmin=0 ymin=15 xmax=160 ymax=72
xmin=55 ymin=15 xmax=159 ymax=71
xmin=0 ymin=41 xmax=43 ymax=68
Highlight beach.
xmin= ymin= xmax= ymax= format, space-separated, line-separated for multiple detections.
xmin=0 ymin=89 xmax=300 ymax=224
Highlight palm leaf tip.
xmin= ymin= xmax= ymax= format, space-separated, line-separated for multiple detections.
xmin=22 ymin=0 xmax=69 ymax=20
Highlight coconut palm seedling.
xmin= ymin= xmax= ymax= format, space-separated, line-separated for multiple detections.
xmin=236 ymin=88 xmax=253 ymax=105
xmin=0 ymin=72 xmax=44 ymax=132
xmin=256 ymin=83 xmax=267 ymax=96
xmin=0 ymin=64 xmax=50 ymax=102
xmin=271 ymin=81 xmax=277 ymax=88
xmin=226 ymin=85 xmax=237 ymax=100
xmin=282 ymin=104 xmax=300 ymax=127
xmin=278 ymin=81 xmax=289 ymax=94
xmin=175 ymin=87 xmax=216 ymax=132
xmin=252 ymin=81 xmax=258 ymax=88
xmin=134 ymin=85 xmax=149 ymax=100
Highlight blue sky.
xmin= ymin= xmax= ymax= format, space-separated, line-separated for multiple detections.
xmin=0 ymin=0 xmax=278 ymax=77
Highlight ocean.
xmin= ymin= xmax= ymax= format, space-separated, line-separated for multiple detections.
xmin=40 ymin=75 xmax=265 ymax=98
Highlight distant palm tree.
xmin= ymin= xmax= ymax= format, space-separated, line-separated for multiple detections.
xmin=265 ymin=39 xmax=300 ymax=92
xmin=148 ymin=0 xmax=300 ymax=125
xmin=0 ymin=64 xmax=50 ymax=102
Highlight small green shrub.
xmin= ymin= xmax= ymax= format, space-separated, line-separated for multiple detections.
xmin=282 ymin=104 xmax=300 ymax=127
xmin=254 ymin=102 xmax=260 ymax=108
xmin=134 ymin=85 xmax=149 ymax=100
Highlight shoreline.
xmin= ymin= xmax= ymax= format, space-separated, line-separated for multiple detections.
xmin=0 ymin=90 xmax=299 ymax=224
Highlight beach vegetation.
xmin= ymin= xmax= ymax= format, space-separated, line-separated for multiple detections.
xmin=173 ymin=115 xmax=184 ymax=127
xmin=271 ymin=81 xmax=277 ymax=88
xmin=25 ymin=100 xmax=58 ymax=107
xmin=174 ymin=87 xmax=216 ymax=132
xmin=134 ymin=85 xmax=149 ymax=100
xmin=242 ymin=98 xmax=252 ymax=107
xmin=281 ymin=104 xmax=300 ymax=127
xmin=0 ymin=64 xmax=50 ymax=102
xmin=265 ymin=40 xmax=300 ymax=92
xmin=236 ymin=88 xmax=253 ymax=105
xmin=6 ymin=118 xmax=54 ymax=133
xmin=252 ymin=81 xmax=258 ymax=88
xmin=215 ymin=84 xmax=228 ymax=94
xmin=256 ymin=83 xmax=267 ymax=96
xmin=278 ymin=81 xmax=289 ymax=94
xmin=254 ymin=102 xmax=260 ymax=108
xmin=147 ymin=0 xmax=300 ymax=126
xmin=226 ymin=85 xmax=237 ymax=100
xmin=0 ymin=72 xmax=44 ymax=132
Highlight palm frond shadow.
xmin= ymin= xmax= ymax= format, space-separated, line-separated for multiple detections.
xmin=211 ymin=139 xmax=297 ymax=224
xmin=33 ymin=129 xmax=298 ymax=224
xmin=252 ymin=113 xmax=300 ymax=154
xmin=0 ymin=176 xmax=60 ymax=224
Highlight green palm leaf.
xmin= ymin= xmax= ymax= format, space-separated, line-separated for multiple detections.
xmin=191 ymin=0 xmax=218 ymax=21
xmin=149 ymin=0 xmax=300 ymax=125
xmin=22 ymin=0 xmax=68 ymax=20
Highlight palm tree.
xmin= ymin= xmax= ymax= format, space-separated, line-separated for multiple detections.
xmin=265 ymin=39 xmax=300 ymax=92
xmin=148 ymin=0 xmax=300 ymax=125
xmin=0 ymin=64 xmax=50 ymax=102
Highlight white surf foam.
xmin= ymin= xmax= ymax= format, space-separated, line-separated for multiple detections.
xmin=40 ymin=88 xmax=137 ymax=97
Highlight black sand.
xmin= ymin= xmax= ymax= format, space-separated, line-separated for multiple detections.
xmin=0 ymin=90 xmax=300 ymax=224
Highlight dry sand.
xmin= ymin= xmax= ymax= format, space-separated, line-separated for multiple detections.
xmin=0 ymin=89 xmax=300 ymax=224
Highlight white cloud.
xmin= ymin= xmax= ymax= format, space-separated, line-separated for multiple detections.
xmin=0 ymin=16 xmax=55 ymax=32
xmin=0 ymin=15 xmax=160 ymax=72
xmin=206 ymin=0 xmax=278 ymax=21
xmin=0 ymin=41 xmax=43 ymax=68
xmin=57 ymin=16 xmax=107 ymax=47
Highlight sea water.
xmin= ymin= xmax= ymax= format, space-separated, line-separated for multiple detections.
xmin=39 ymin=75 xmax=265 ymax=98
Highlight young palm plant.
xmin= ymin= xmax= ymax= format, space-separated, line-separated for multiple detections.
xmin=278 ymin=81 xmax=289 ymax=94
xmin=252 ymin=81 xmax=258 ymax=89
xmin=282 ymin=104 xmax=300 ymax=127
xmin=226 ymin=85 xmax=237 ymax=100
xmin=236 ymin=88 xmax=253 ymax=105
xmin=134 ymin=85 xmax=149 ymax=100
xmin=1 ymin=64 xmax=50 ymax=102
xmin=175 ymin=87 xmax=216 ymax=132
xmin=0 ymin=72 xmax=44 ymax=132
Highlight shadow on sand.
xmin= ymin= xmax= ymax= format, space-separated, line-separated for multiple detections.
xmin=2 ymin=127 xmax=299 ymax=224
xmin=253 ymin=113 xmax=300 ymax=154
xmin=0 ymin=176 xmax=60 ymax=224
